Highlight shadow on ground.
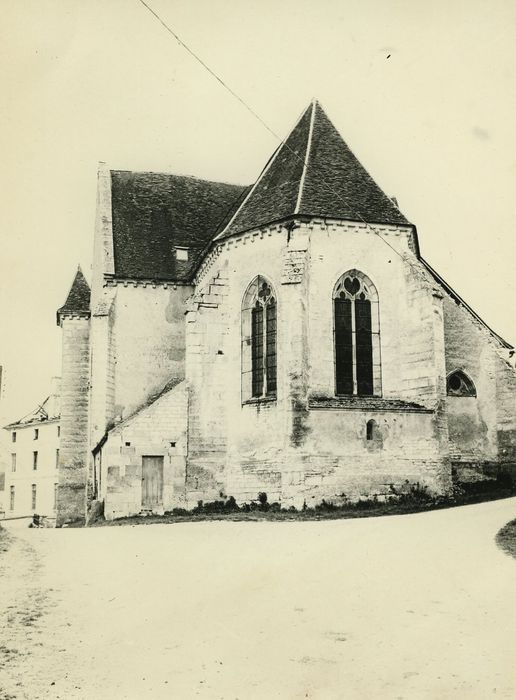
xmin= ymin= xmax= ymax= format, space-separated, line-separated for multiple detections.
xmin=496 ymin=518 xmax=516 ymax=560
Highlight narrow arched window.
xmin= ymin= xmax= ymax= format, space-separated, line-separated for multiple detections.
xmin=366 ymin=419 xmax=383 ymax=448
xmin=242 ymin=276 xmax=277 ymax=400
xmin=446 ymin=370 xmax=476 ymax=397
xmin=333 ymin=270 xmax=381 ymax=396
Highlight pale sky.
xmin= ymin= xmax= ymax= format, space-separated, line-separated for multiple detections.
xmin=1 ymin=0 xmax=515 ymax=430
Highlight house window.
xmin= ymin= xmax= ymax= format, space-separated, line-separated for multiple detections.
xmin=11 ymin=454 xmax=16 ymax=472
xmin=447 ymin=370 xmax=476 ymax=397
xmin=12 ymin=431 xmax=16 ymax=443
xmin=54 ymin=483 xmax=58 ymax=510
xmin=10 ymin=486 xmax=15 ymax=511
xmin=57 ymin=425 xmax=60 ymax=437
xmin=31 ymin=484 xmax=37 ymax=511
xmin=175 ymin=247 xmax=189 ymax=261
xmin=55 ymin=449 xmax=60 ymax=468
xmin=33 ymin=451 xmax=38 ymax=470
xmin=34 ymin=428 xmax=39 ymax=440
xmin=242 ymin=276 xmax=277 ymax=400
xmin=333 ymin=270 xmax=381 ymax=396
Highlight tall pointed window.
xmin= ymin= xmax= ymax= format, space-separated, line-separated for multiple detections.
xmin=333 ymin=270 xmax=381 ymax=396
xmin=242 ymin=276 xmax=277 ymax=400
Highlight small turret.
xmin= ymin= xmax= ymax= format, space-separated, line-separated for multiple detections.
xmin=56 ymin=266 xmax=91 ymax=526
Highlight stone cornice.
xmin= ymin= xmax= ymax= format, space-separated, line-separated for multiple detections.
xmin=195 ymin=217 xmax=415 ymax=287
xmin=103 ymin=275 xmax=192 ymax=290
xmin=58 ymin=310 xmax=90 ymax=326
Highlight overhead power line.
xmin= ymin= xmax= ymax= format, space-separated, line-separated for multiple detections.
xmin=135 ymin=0 xmax=432 ymax=277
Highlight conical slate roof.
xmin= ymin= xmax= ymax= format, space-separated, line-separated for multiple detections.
xmin=57 ymin=266 xmax=91 ymax=322
xmin=216 ymin=100 xmax=409 ymax=240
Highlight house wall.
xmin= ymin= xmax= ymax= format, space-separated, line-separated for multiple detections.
xmin=3 ymin=420 xmax=60 ymax=518
xmin=99 ymin=381 xmax=188 ymax=520
xmin=186 ymin=220 xmax=451 ymax=506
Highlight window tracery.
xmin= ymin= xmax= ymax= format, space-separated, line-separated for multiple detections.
xmin=446 ymin=370 xmax=476 ymax=397
xmin=242 ymin=276 xmax=277 ymax=400
xmin=333 ymin=270 xmax=381 ymax=396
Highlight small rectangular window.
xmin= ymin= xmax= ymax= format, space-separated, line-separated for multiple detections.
xmin=10 ymin=485 xmax=15 ymax=511
xmin=55 ymin=448 xmax=60 ymax=468
xmin=11 ymin=453 xmax=16 ymax=472
xmin=34 ymin=428 xmax=39 ymax=440
xmin=33 ymin=451 xmax=38 ymax=470
xmin=12 ymin=431 xmax=16 ymax=443
xmin=54 ymin=483 xmax=58 ymax=510
xmin=31 ymin=484 xmax=37 ymax=511
xmin=57 ymin=425 xmax=60 ymax=438
xmin=175 ymin=247 xmax=189 ymax=261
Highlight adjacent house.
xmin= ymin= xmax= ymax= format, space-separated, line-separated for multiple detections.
xmin=2 ymin=379 xmax=61 ymax=519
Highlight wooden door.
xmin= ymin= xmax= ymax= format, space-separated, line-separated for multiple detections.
xmin=141 ymin=456 xmax=164 ymax=508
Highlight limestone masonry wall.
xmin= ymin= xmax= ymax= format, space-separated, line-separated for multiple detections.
xmin=57 ymin=316 xmax=90 ymax=525
xmin=186 ymin=221 xmax=451 ymax=507
xmin=100 ymin=381 xmax=188 ymax=520
xmin=111 ymin=283 xmax=192 ymax=421
xmin=444 ymin=296 xmax=501 ymax=466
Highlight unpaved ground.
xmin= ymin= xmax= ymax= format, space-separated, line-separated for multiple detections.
xmin=1 ymin=498 xmax=516 ymax=699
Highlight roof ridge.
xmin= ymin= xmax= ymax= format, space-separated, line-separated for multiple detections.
xmin=420 ymin=258 xmax=513 ymax=349
xmin=294 ymin=99 xmax=317 ymax=214
xmin=214 ymin=102 xmax=313 ymax=241
xmin=109 ymin=168 xmax=246 ymax=189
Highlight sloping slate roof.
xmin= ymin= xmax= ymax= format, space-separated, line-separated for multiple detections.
xmin=216 ymin=108 xmax=311 ymax=239
xmin=216 ymin=100 xmax=409 ymax=240
xmin=421 ymin=258 xmax=513 ymax=349
xmin=58 ymin=266 xmax=90 ymax=315
xmin=110 ymin=171 xmax=246 ymax=281
xmin=298 ymin=102 xmax=409 ymax=225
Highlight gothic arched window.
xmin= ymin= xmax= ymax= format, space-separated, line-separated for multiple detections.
xmin=446 ymin=370 xmax=476 ymax=397
xmin=333 ymin=270 xmax=381 ymax=396
xmin=242 ymin=276 xmax=277 ymax=400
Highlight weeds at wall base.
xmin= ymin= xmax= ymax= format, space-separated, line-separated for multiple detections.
xmin=89 ymin=478 xmax=516 ymax=527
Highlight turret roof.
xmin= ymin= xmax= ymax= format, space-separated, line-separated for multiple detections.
xmin=57 ymin=266 xmax=91 ymax=323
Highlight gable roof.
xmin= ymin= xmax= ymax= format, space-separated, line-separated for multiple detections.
xmin=110 ymin=170 xmax=246 ymax=281
xmin=216 ymin=100 xmax=409 ymax=240
xmin=57 ymin=266 xmax=90 ymax=323
xmin=421 ymin=258 xmax=513 ymax=349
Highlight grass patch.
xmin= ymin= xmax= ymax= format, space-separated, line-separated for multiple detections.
xmin=90 ymin=479 xmax=516 ymax=527
xmin=496 ymin=518 xmax=516 ymax=560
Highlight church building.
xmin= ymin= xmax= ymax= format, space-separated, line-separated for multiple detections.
xmin=55 ymin=100 xmax=516 ymax=524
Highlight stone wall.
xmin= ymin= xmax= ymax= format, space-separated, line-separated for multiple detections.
xmin=110 ymin=283 xmax=192 ymax=422
xmin=99 ymin=381 xmax=188 ymax=520
xmin=186 ymin=219 xmax=451 ymax=506
xmin=57 ymin=316 xmax=90 ymax=525
xmin=496 ymin=358 xmax=516 ymax=465
xmin=443 ymin=293 xmax=516 ymax=479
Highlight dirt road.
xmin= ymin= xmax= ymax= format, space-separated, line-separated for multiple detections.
xmin=1 ymin=498 xmax=516 ymax=699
